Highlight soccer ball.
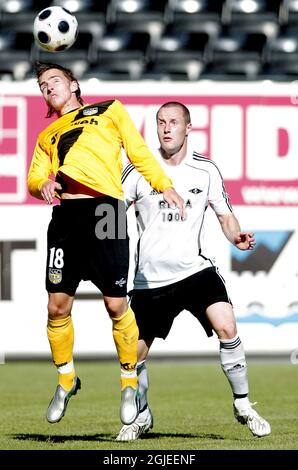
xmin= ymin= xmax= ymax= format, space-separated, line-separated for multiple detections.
xmin=33 ymin=6 xmax=78 ymax=52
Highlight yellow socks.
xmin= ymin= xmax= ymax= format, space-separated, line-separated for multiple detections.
xmin=111 ymin=306 xmax=139 ymax=390
xmin=47 ymin=309 xmax=138 ymax=392
xmin=47 ymin=315 xmax=75 ymax=391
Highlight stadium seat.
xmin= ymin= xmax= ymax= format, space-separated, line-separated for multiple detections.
xmin=261 ymin=30 xmax=298 ymax=79
xmin=26 ymin=57 xmax=89 ymax=80
xmin=151 ymin=30 xmax=210 ymax=59
xmin=0 ymin=51 xmax=32 ymax=80
xmin=202 ymin=57 xmax=262 ymax=80
xmin=222 ymin=0 xmax=282 ymax=24
xmin=35 ymin=31 xmax=94 ymax=62
xmin=0 ymin=30 xmax=34 ymax=78
xmin=1 ymin=0 xmax=51 ymax=26
xmin=165 ymin=19 xmax=221 ymax=42
xmin=144 ymin=57 xmax=205 ymax=81
xmin=51 ymin=0 xmax=109 ymax=23
xmin=88 ymin=28 xmax=151 ymax=80
xmin=166 ymin=0 xmax=225 ymax=23
xmin=280 ymin=0 xmax=298 ymax=25
xmin=145 ymin=30 xmax=209 ymax=80
xmin=211 ymin=28 xmax=267 ymax=60
xmin=222 ymin=0 xmax=281 ymax=41
xmin=109 ymin=0 xmax=168 ymax=22
xmin=107 ymin=0 xmax=168 ymax=45
xmin=202 ymin=28 xmax=266 ymax=79
xmin=0 ymin=29 xmax=34 ymax=50
xmin=162 ymin=1 xmax=225 ymax=56
xmin=1 ymin=0 xmax=49 ymax=13
xmin=84 ymin=60 xmax=144 ymax=81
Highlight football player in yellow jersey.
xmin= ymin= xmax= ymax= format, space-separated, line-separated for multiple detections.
xmin=27 ymin=62 xmax=184 ymax=427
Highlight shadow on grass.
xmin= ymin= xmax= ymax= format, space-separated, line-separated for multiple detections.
xmin=11 ymin=432 xmax=225 ymax=443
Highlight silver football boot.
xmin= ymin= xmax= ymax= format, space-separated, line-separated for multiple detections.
xmin=46 ymin=376 xmax=81 ymax=424
xmin=120 ymin=386 xmax=140 ymax=425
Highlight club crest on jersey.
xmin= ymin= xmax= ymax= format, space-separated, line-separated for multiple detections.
xmin=189 ymin=188 xmax=202 ymax=194
xmin=48 ymin=268 xmax=62 ymax=284
xmin=83 ymin=107 xmax=99 ymax=116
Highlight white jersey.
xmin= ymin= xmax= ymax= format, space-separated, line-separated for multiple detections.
xmin=122 ymin=150 xmax=233 ymax=289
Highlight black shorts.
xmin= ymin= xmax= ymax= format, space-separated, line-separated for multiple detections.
xmin=46 ymin=196 xmax=129 ymax=297
xmin=130 ymin=267 xmax=232 ymax=340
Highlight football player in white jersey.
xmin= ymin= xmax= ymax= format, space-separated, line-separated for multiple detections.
xmin=116 ymin=102 xmax=271 ymax=441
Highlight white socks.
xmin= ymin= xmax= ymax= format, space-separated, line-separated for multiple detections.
xmin=219 ymin=335 xmax=249 ymax=396
xmin=136 ymin=360 xmax=149 ymax=411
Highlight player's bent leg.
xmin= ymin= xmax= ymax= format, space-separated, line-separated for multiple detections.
xmin=116 ymin=406 xmax=154 ymax=442
xmin=233 ymin=398 xmax=271 ymax=437
xmin=47 ymin=376 xmax=81 ymax=423
xmin=107 ymin=298 xmax=139 ymax=425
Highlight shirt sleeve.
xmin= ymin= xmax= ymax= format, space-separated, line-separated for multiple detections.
xmin=113 ymin=100 xmax=173 ymax=193
xmin=27 ymin=139 xmax=52 ymax=199
xmin=208 ymin=161 xmax=233 ymax=214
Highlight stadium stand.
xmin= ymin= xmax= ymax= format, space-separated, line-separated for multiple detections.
xmin=87 ymin=27 xmax=151 ymax=80
xmin=0 ymin=0 xmax=297 ymax=81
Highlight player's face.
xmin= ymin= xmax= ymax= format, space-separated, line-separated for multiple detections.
xmin=38 ymin=68 xmax=78 ymax=114
xmin=157 ymin=106 xmax=191 ymax=155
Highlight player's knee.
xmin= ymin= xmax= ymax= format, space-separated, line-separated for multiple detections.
xmin=47 ymin=300 xmax=71 ymax=320
xmin=215 ymin=320 xmax=237 ymax=340
xmin=104 ymin=296 xmax=127 ymax=318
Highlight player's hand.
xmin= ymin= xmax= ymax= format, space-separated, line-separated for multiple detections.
xmin=234 ymin=232 xmax=256 ymax=251
xmin=41 ymin=180 xmax=62 ymax=204
xmin=163 ymin=187 xmax=185 ymax=220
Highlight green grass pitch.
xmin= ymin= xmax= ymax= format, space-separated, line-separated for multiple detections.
xmin=0 ymin=360 xmax=297 ymax=450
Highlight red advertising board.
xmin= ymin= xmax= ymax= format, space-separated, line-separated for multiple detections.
xmin=1 ymin=93 xmax=297 ymax=205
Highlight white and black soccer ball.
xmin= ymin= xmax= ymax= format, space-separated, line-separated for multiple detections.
xmin=33 ymin=6 xmax=78 ymax=52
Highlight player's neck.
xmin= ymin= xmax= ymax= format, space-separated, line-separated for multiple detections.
xmin=59 ymin=99 xmax=81 ymax=116
xmin=160 ymin=148 xmax=187 ymax=166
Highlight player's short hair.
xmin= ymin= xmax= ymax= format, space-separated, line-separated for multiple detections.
xmin=156 ymin=101 xmax=191 ymax=124
xmin=34 ymin=61 xmax=84 ymax=118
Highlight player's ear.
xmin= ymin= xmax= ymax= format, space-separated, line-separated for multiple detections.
xmin=186 ymin=123 xmax=192 ymax=136
xmin=70 ymin=80 xmax=78 ymax=93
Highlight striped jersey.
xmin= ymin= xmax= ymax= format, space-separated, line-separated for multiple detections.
xmin=28 ymin=99 xmax=172 ymax=200
xmin=122 ymin=150 xmax=233 ymax=289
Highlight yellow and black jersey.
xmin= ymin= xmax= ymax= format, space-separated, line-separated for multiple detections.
xmin=28 ymin=99 xmax=173 ymax=200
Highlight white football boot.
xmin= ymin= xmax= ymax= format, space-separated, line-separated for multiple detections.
xmin=116 ymin=407 xmax=153 ymax=441
xmin=233 ymin=398 xmax=271 ymax=437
